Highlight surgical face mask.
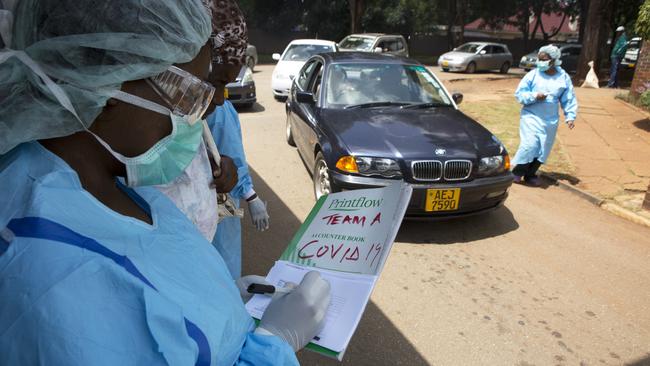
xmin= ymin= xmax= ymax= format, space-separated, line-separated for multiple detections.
xmin=536 ymin=60 xmax=552 ymax=71
xmin=90 ymin=65 xmax=216 ymax=187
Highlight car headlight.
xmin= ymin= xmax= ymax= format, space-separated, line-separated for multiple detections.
xmin=521 ymin=56 xmax=527 ymax=62
xmin=478 ymin=155 xmax=509 ymax=176
xmin=336 ymin=156 xmax=402 ymax=178
xmin=242 ymin=67 xmax=254 ymax=84
xmin=356 ymin=157 xmax=402 ymax=178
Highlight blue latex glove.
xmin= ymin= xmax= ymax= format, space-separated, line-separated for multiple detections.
xmin=248 ymin=197 xmax=269 ymax=231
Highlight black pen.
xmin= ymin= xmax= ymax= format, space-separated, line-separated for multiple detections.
xmin=247 ymin=283 xmax=291 ymax=295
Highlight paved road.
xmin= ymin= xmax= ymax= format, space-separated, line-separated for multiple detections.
xmin=237 ymin=65 xmax=650 ymax=366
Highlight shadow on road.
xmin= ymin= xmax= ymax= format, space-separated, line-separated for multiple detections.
xmin=633 ymin=118 xmax=650 ymax=133
xmin=235 ymin=102 xmax=266 ymax=114
xmin=626 ymin=355 xmax=650 ymax=366
xmin=242 ymin=167 xmax=431 ymax=366
xmin=396 ymin=205 xmax=519 ymax=244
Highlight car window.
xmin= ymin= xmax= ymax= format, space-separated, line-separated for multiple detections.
xmin=325 ymin=63 xmax=452 ymax=108
xmin=339 ymin=36 xmax=375 ymax=51
xmin=493 ymin=46 xmax=505 ymax=54
xmin=396 ymin=39 xmax=405 ymax=51
xmin=387 ymin=39 xmax=401 ymax=52
xmin=568 ymin=47 xmax=581 ymax=56
xmin=483 ymin=46 xmax=493 ymax=54
xmin=297 ymin=61 xmax=318 ymax=91
xmin=456 ymin=43 xmax=481 ymax=53
xmin=282 ymin=44 xmax=334 ymax=62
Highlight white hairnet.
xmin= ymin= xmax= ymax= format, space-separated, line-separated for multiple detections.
xmin=0 ymin=0 xmax=212 ymax=154
xmin=538 ymin=45 xmax=563 ymax=66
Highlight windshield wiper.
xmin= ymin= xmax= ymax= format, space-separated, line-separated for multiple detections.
xmin=400 ymin=102 xmax=451 ymax=109
xmin=344 ymin=102 xmax=410 ymax=109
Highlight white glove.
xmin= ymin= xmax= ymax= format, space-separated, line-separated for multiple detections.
xmin=255 ymin=271 xmax=331 ymax=351
xmin=248 ymin=197 xmax=269 ymax=231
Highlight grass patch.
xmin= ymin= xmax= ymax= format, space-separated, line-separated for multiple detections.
xmin=460 ymin=99 xmax=575 ymax=177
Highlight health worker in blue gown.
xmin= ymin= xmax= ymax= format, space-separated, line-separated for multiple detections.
xmin=511 ymin=44 xmax=578 ymax=186
xmin=204 ymin=3 xmax=270 ymax=279
xmin=0 ymin=0 xmax=330 ymax=365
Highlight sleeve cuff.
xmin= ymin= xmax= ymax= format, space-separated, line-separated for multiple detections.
xmin=243 ymin=189 xmax=256 ymax=201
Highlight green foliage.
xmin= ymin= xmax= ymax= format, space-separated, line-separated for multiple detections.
xmin=303 ymin=0 xmax=350 ymax=41
xmin=636 ymin=0 xmax=650 ymax=38
xmin=640 ymin=90 xmax=650 ymax=109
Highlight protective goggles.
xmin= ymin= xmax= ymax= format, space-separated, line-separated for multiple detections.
xmin=147 ymin=66 xmax=215 ymax=124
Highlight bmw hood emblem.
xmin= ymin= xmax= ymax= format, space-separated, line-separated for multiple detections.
xmin=435 ymin=148 xmax=446 ymax=155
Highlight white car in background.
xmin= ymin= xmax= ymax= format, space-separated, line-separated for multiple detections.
xmin=271 ymin=39 xmax=337 ymax=99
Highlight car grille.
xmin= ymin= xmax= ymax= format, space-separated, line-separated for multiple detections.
xmin=411 ymin=161 xmax=443 ymax=181
xmin=444 ymin=160 xmax=472 ymax=180
xmin=411 ymin=160 xmax=472 ymax=181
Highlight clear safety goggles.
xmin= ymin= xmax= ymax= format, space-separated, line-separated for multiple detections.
xmin=147 ymin=66 xmax=215 ymax=124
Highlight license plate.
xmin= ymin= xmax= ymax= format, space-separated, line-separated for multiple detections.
xmin=425 ymin=188 xmax=460 ymax=212
xmin=442 ymin=61 xmax=449 ymax=67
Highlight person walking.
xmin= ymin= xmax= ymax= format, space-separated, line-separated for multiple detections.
xmin=608 ymin=26 xmax=628 ymax=88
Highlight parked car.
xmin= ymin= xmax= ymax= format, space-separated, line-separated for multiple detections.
xmin=246 ymin=44 xmax=258 ymax=72
xmin=338 ymin=33 xmax=409 ymax=57
xmin=438 ymin=42 xmax=513 ymax=74
xmin=226 ymin=66 xmax=255 ymax=108
xmin=622 ymin=37 xmax=643 ymax=69
xmin=286 ymin=52 xmax=513 ymax=218
xmin=519 ymin=43 xmax=582 ymax=73
xmin=271 ymin=39 xmax=337 ymax=100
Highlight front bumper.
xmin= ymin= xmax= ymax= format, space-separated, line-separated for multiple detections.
xmin=271 ymin=78 xmax=292 ymax=97
xmin=519 ymin=60 xmax=535 ymax=70
xmin=439 ymin=59 xmax=468 ymax=72
xmin=330 ymin=171 xmax=513 ymax=218
xmin=226 ymin=83 xmax=256 ymax=106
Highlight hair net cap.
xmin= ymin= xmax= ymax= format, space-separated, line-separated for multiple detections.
xmin=616 ymin=26 xmax=625 ymax=32
xmin=0 ymin=0 xmax=212 ymax=154
xmin=538 ymin=45 xmax=563 ymax=66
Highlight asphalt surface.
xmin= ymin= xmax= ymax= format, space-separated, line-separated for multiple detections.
xmin=238 ymin=65 xmax=650 ymax=366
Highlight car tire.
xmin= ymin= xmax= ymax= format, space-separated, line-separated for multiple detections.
xmin=286 ymin=114 xmax=296 ymax=147
xmin=313 ymin=152 xmax=339 ymax=199
xmin=500 ymin=62 xmax=511 ymax=74
xmin=466 ymin=62 xmax=476 ymax=74
xmin=246 ymin=56 xmax=255 ymax=72
xmin=524 ymin=68 xmax=531 ymax=72
xmin=442 ymin=68 xmax=449 ymax=72
xmin=274 ymin=95 xmax=287 ymax=102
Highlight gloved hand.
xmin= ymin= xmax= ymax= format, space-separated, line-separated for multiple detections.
xmin=255 ymin=271 xmax=331 ymax=351
xmin=248 ymin=197 xmax=269 ymax=231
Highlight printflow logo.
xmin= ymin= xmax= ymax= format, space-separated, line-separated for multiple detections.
xmin=328 ymin=196 xmax=383 ymax=212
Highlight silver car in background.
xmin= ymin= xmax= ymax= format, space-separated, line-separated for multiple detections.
xmin=339 ymin=33 xmax=409 ymax=57
xmin=438 ymin=42 xmax=513 ymax=74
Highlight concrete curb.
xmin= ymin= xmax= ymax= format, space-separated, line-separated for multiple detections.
xmin=615 ymin=97 xmax=650 ymax=119
xmin=539 ymin=173 xmax=605 ymax=206
xmin=539 ymin=172 xmax=650 ymax=228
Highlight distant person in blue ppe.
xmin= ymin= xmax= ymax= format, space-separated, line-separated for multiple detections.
xmin=511 ymin=45 xmax=578 ymax=186
xmin=608 ymin=26 xmax=628 ymax=88
xmin=0 ymin=0 xmax=330 ymax=365
xmin=205 ymin=1 xmax=270 ymax=278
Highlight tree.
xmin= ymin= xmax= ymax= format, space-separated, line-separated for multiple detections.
xmin=349 ymin=0 xmax=366 ymax=33
xmin=575 ymin=0 xmax=613 ymax=82
xmin=633 ymin=0 xmax=650 ymax=211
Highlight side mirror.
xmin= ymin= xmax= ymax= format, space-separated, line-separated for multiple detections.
xmin=272 ymin=53 xmax=281 ymax=61
xmin=374 ymin=47 xmax=383 ymax=53
xmin=479 ymin=50 xmax=487 ymax=55
xmin=296 ymin=91 xmax=315 ymax=104
xmin=452 ymin=93 xmax=463 ymax=105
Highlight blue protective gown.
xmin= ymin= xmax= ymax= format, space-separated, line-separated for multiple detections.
xmin=207 ymin=101 xmax=254 ymax=279
xmin=0 ymin=142 xmax=297 ymax=366
xmin=512 ymin=67 xmax=578 ymax=166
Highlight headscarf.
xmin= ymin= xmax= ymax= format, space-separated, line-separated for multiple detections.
xmin=208 ymin=0 xmax=248 ymax=65
xmin=0 ymin=0 xmax=212 ymax=154
xmin=538 ymin=45 xmax=563 ymax=66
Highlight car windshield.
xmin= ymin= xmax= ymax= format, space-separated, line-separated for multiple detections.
xmin=339 ymin=36 xmax=375 ymax=51
xmin=325 ymin=63 xmax=453 ymax=109
xmin=282 ymin=44 xmax=334 ymax=62
xmin=455 ymin=43 xmax=481 ymax=53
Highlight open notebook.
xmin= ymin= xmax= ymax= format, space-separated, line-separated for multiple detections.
xmin=245 ymin=182 xmax=412 ymax=360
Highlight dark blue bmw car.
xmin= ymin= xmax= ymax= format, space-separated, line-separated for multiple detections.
xmin=285 ymin=52 xmax=513 ymax=218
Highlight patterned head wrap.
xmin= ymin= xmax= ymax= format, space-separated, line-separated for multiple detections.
xmin=208 ymin=0 xmax=248 ymax=65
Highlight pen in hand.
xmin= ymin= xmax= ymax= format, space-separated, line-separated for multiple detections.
xmin=247 ymin=283 xmax=292 ymax=295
